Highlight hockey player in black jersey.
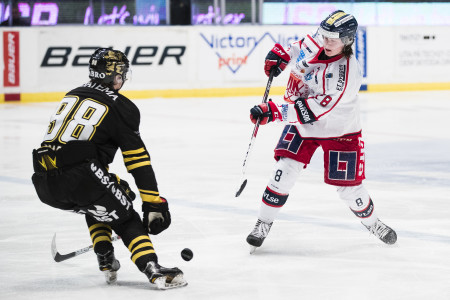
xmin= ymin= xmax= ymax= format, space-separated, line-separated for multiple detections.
xmin=31 ymin=48 xmax=186 ymax=289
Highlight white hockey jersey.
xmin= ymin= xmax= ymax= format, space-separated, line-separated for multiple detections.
xmin=274 ymin=31 xmax=363 ymax=139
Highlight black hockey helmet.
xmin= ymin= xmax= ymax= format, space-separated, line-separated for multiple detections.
xmin=88 ymin=48 xmax=130 ymax=86
xmin=319 ymin=10 xmax=358 ymax=45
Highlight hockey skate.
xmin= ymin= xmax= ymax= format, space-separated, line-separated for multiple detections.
xmin=364 ymin=218 xmax=397 ymax=245
xmin=143 ymin=261 xmax=187 ymax=290
xmin=97 ymin=250 xmax=120 ymax=284
xmin=246 ymin=219 xmax=273 ymax=254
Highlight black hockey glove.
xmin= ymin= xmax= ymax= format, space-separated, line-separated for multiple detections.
xmin=142 ymin=198 xmax=171 ymax=235
xmin=110 ymin=173 xmax=136 ymax=201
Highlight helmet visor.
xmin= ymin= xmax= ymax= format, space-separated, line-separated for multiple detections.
xmin=318 ymin=27 xmax=340 ymax=39
xmin=124 ymin=67 xmax=132 ymax=82
xmin=117 ymin=63 xmax=130 ymax=81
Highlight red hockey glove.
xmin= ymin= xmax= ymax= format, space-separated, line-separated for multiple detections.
xmin=142 ymin=197 xmax=171 ymax=235
xmin=264 ymin=44 xmax=291 ymax=77
xmin=250 ymin=100 xmax=280 ymax=125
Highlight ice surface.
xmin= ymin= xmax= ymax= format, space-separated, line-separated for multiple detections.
xmin=1 ymin=91 xmax=449 ymax=300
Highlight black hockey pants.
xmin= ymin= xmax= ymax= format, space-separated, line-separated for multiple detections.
xmin=32 ymin=148 xmax=158 ymax=270
xmin=32 ymin=158 xmax=135 ymax=224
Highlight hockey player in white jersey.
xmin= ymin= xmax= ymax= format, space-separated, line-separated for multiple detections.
xmin=247 ymin=10 xmax=397 ymax=252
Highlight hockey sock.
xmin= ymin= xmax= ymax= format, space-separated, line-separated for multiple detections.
xmin=111 ymin=211 xmax=158 ymax=271
xmin=85 ymin=215 xmax=114 ymax=254
xmin=336 ymin=184 xmax=378 ymax=226
xmin=258 ymin=158 xmax=303 ymax=223
xmin=259 ymin=187 xmax=288 ymax=223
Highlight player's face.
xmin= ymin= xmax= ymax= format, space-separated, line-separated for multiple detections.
xmin=322 ymin=37 xmax=345 ymax=57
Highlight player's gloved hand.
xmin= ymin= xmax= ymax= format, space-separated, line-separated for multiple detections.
xmin=110 ymin=173 xmax=136 ymax=200
xmin=264 ymin=43 xmax=291 ymax=77
xmin=142 ymin=198 xmax=171 ymax=235
xmin=250 ymin=100 xmax=279 ymax=125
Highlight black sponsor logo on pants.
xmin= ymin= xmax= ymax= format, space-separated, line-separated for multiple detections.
xmin=90 ymin=162 xmax=132 ymax=210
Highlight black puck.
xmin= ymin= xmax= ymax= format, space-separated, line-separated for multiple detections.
xmin=181 ymin=248 xmax=193 ymax=261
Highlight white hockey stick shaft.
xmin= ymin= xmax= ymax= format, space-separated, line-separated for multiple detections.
xmin=235 ymin=68 xmax=275 ymax=197
xmin=51 ymin=233 xmax=121 ymax=262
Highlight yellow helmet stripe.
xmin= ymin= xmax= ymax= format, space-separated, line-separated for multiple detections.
xmin=326 ymin=11 xmax=347 ymax=25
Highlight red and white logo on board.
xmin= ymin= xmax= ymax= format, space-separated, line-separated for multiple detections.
xmin=3 ymin=31 xmax=20 ymax=87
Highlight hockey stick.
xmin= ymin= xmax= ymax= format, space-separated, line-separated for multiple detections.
xmin=51 ymin=233 xmax=121 ymax=262
xmin=235 ymin=68 xmax=276 ymax=197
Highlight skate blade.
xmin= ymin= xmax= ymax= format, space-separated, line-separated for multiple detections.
xmin=249 ymin=246 xmax=257 ymax=254
xmin=152 ymin=275 xmax=187 ymax=290
xmin=103 ymin=270 xmax=117 ymax=284
xmin=165 ymin=274 xmax=188 ymax=289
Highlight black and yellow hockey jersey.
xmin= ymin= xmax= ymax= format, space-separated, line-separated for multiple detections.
xmin=39 ymin=81 xmax=163 ymax=205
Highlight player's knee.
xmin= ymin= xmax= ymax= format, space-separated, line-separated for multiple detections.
xmin=337 ymin=184 xmax=368 ymax=202
xmin=268 ymin=157 xmax=304 ymax=194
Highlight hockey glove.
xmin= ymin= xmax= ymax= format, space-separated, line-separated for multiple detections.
xmin=250 ymin=100 xmax=280 ymax=125
xmin=142 ymin=198 xmax=171 ymax=235
xmin=110 ymin=173 xmax=136 ymax=201
xmin=264 ymin=44 xmax=291 ymax=77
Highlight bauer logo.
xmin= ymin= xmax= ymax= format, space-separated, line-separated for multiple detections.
xmin=3 ymin=31 xmax=20 ymax=87
xmin=199 ymin=32 xmax=299 ymax=74
xmin=41 ymin=46 xmax=186 ymax=67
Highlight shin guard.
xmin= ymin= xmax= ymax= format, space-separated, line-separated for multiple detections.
xmin=258 ymin=158 xmax=303 ymax=223
xmin=337 ymin=184 xmax=377 ymax=225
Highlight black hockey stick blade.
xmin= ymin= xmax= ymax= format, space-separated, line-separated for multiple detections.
xmin=235 ymin=179 xmax=247 ymax=197
xmin=51 ymin=233 xmax=121 ymax=263
xmin=51 ymin=233 xmax=79 ymax=262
